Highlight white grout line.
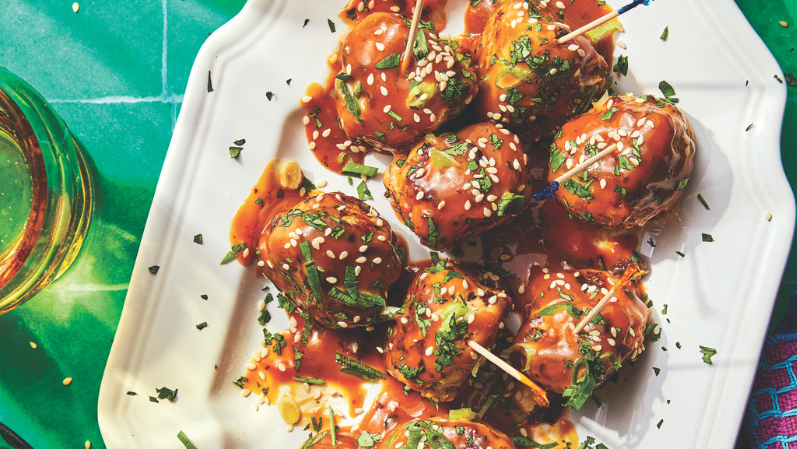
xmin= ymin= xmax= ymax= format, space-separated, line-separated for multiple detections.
xmin=49 ymin=94 xmax=184 ymax=104
xmin=162 ymin=0 xmax=168 ymax=94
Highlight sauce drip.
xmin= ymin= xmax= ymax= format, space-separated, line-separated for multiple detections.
xmin=229 ymin=160 xmax=307 ymax=268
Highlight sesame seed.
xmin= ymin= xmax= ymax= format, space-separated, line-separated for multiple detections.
xmin=302 ymin=96 xmax=313 ymax=103
xmin=578 ymin=49 xmax=586 ymax=57
xmin=568 ymin=44 xmax=579 ymax=51
xmin=377 ymin=235 xmax=387 ymax=241
xmin=425 ymin=347 xmax=434 ymax=356
xmin=338 ymin=321 xmax=348 ymax=328
xmin=484 ymin=208 xmax=492 ymax=217
xmin=326 ymin=277 xmax=338 ymax=284
xmin=367 ymin=73 xmax=374 ymax=85
xmin=303 ymin=116 xmax=310 ymax=125
xmin=339 ymin=251 xmax=348 ymax=260
xmin=373 ymin=257 xmax=382 ymax=264
xmin=356 ymin=256 xmax=367 ymax=263
xmin=416 ymin=191 xmax=424 ymax=200
xmin=380 ymin=86 xmax=388 ymax=96
xmin=355 ymin=266 xmax=362 ymax=276
xmin=464 ymin=200 xmax=471 ymax=210
xmin=326 ymin=250 xmax=335 ymax=258
xmin=414 ymin=113 xmax=421 ymax=123
xmin=438 ymin=201 xmax=446 ymax=209
xmin=592 ymin=345 xmax=602 ymax=352
xmin=415 ymin=168 xmax=425 ymax=178
xmin=322 ymin=128 xmax=331 ymax=138
xmin=375 ymin=42 xmax=385 ymax=51
xmin=63 ymin=377 xmax=73 ymax=386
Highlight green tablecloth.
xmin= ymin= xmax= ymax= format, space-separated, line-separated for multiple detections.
xmin=0 ymin=1 xmax=793 ymax=447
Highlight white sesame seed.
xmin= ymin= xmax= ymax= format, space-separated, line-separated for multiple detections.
xmin=302 ymin=96 xmax=313 ymax=103
xmin=380 ymin=86 xmax=388 ymax=96
xmin=464 ymin=200 xmax=471 ymax=210
xmin=355 ymin=266 xmax=362 ymax=276
xmin=484 ymin=208 xmax=492 ymax=217
xmin=416 ymin=191 xmax=424 ymax=200
xmin=367 ymin=73 xmax=374 ymax=85
xmin=577 ymin=48 xmax=586 ymax=57
xmin=375 ymin=42 xmax=385 ymax=51
xmin=326 ymin=250 xmax=335 ymax=258
xmin=339 ymin=251 xmax=348 ymax=260
xmin=338 ymin=321 xmax=348 ymax=328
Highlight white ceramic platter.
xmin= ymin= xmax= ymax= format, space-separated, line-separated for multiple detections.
xmin=98 ymin=0 xmax=793 ymax=447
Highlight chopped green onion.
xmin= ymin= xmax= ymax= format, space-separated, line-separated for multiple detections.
xmin=342 ymin=162 xmax=378 ymax=179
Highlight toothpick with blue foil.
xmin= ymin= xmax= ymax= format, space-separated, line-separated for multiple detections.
xmin=557 ymin=0 xmax=655 ymax=45
xmin=533 ymin=144 xmax=617 ymax=201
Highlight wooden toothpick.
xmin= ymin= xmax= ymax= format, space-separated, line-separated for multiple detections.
xmin=468 ymin=340 xmax=550 ymax=408
xmin=553 ymin=144 xmax=616 ymax=185
xmin=557 ymin=0 xmax=653 ymax=45
xmin=401 ymin=0 xmax=425 ymax=73
xmin=557 ymin=11 xmax=620 ymax=45
xmin=573 ymin=266 xmax=639 ymax=334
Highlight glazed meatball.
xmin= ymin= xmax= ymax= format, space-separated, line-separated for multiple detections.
xmin=511 ymin=269 xmax=649 ymax=404
xmin=384 ymin=122 xmax=528 ymax=250
xmin=260 ymin=192 xmax=404 ymax=329
xmin=473 ymin=1 xmax=609 ymax=140
xmin=380 ymin=418 xmax=516 ymax=449
xmin=335 ymin=12 xmax=478 ymax=151
xmin=548 ymin=94 xmax=696 ymax=228
xmin=385 ymin=258 xmax=511 ymax=402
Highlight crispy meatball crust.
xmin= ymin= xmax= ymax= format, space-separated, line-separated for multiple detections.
xmin=380 ymin=418 xmax=516 ymax=449
xmin=385 ymin=260 xmax=511 ymax=402
xmin=512 ymin=269 xmax=649 ymax=394
xmin=473 ymin=0 xmax=609 ymax=140
xmin=261 ymin=192 xmax=404 ymax=329
xmin=384 ymin=122 xmax=528 ymax=250
xmin=548 ymin=94 xmax=696 ymax=228
xmin=335 ymin=12 xmax=478 ymax=152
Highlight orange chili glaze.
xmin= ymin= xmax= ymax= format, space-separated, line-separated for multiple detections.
xmin=302 ymin=68 xmax=368 ymax=174
xmin=339 ymin=0 xmax=449 ymax=31
xmin=242 ymin=313 xmax=388 ymax=419
xmin=463 ymin=0 xmax=615 ymax=62
xmin=229 ymin=160 xmax=306 ymax=267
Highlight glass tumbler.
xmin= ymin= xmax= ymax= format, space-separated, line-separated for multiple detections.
xmin=0 ymin=67 xmax=94 ymax=315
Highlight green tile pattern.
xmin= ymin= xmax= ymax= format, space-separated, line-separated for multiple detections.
xmin=0 ymin=1 xmax=793 ymax=448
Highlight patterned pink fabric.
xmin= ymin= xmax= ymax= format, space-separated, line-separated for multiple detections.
xmin=743 ymin=290 xmax=797 ymax=448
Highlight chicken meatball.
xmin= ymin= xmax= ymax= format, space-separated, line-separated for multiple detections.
xmin=384 ymin=122 xmax=528 ymax=250
xmin=380 ymin=418 xmax=516 ymax=449
xmin=474 ymin=1 xmax=609 ymax=140
xmin=548 ymin=94 xmax=696 ymax=228
xmin=510 ymin=269 xmax=649 ymax=408
xmin=260 ymin=192 xmax=404 ymax=329
xmin=335 ymin=12 xmax=478 ymax=152
xmin=385 ymin=257 xmax=511 ymax=402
